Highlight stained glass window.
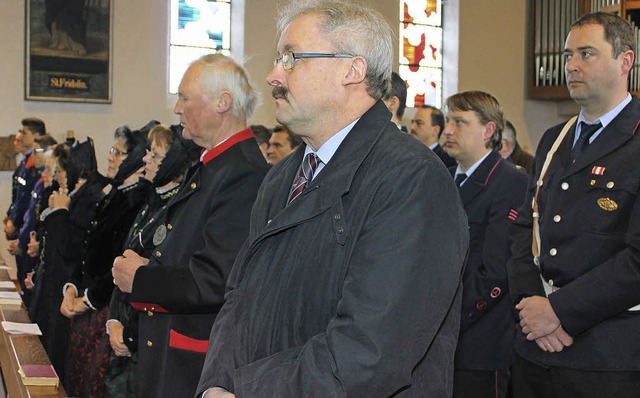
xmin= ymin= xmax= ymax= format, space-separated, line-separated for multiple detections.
xmin=169 ymin=0 xmax=231 ymax=93
xmin=400 ymin=0 xmax=443 ymax=108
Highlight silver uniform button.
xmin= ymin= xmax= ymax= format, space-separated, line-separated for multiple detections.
xmin=548 ymin=279 xmax=554 ymax=287
xmin=553 ymin=214 xmax=561 ymax=222
xmin=550 ymin=248 xmax=557 ymax=256
xmin=561 ymin=182 xmax=569 ymax=190
xmin=607 ymin=181 xmax=615 ymax=189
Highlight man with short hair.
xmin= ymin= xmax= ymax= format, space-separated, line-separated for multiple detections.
xmin=111 ymin=54 xmax=268 ymax=397
xmin=5 ymin=118 xmax=46 ymax=240
xmin=500 ymin=120 xmax=534 ymax=173
xmin=6 ymin=118 xmax=45 ymax=306
xmin=509 ymin=12 xmax=640 ymax=397
xmin=443 ymin=91 xmax=528 ymax=398
xmin=411 ymin=105 xmax=456 ymax=167
xmin=266 ymin=124 xmax=301 ymax=164
xmin=383 ymin=71 xmax=408 ymax=131
xmin=197 ymin=1 xmax=468 ymax=397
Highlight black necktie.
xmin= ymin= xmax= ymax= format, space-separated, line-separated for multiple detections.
xmin=454 ymin=173 xmax=467 ymax=187
xmin=572 ymin=121 xmax=602 ymax=160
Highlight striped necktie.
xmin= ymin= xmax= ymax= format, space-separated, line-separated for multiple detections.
xmin=287 ymin=153 xmax=320 ymax=205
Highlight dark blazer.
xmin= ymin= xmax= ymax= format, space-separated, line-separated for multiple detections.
xmin=34 ymin=172 xmax=106 ymax=383
xmin=451 ymin=151 xmax=528 ymax=371
xmin=7 ymin=151 xmax=39 ymax=237
xmin=129 ymin=132 xmax=268 ymax=398
xmin=69 ymin=182 xmax=147 ymax=309
xmin=197 ymin=101 xmax=469 ymax=397
xmin=433 ymin=143 xmax=457 ymax=168
xmin=508 ymin=95 xmax=640 ymax=370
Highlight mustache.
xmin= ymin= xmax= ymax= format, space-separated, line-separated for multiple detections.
xmin=272 ymin=86 xmax=288 ymax=100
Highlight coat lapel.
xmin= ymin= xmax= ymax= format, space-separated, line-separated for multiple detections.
xmin=565 ymin=101 xmax=640 ymax=177
xmin=458 ymin=151 xmax=503 ymax=206
xmin=257 ymin=100 xmax=393 ymax=237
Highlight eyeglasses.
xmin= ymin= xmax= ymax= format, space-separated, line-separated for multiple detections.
xmin=109 ymin=147 xmax=128 ymax=156
xmin=273 ymin=51 xmax=353 ymax=70
xmin=146 ymin=149 xmax=165 ymax=161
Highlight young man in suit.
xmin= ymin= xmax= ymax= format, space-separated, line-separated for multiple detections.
xmin=443 ymin=90 xmax=528 ymax=398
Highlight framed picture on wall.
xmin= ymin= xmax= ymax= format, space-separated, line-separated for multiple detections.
xmin=25 ymin=0 xmax=113 ymax=103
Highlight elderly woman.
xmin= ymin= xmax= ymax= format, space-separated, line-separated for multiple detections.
xmin=104 ymin=124 xmax=197 ymax=398
xmin=60 ymin=122 xmax=155 ymax=398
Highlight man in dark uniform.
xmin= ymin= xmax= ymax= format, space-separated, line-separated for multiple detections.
xmin=112 ymin=54 xmax=269 ymax=397
xmin=5 ymin=118 xmax=46 ymax=240
xmin=196 ymin=1 xmax=468 ymax=397
xmin=411 ymin=105 xmax=457 ymax=167
xmin=6 ymin=117 xmax=45 ymax=305
xmin=442 ymin=91 xmax=528 ymax=397
xmin=509 ymin=12 xmax=640 ymax=397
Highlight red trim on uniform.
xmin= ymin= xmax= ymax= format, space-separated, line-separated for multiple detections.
xmin=508 ymin=208 xmax=518 ymax=221
xmin=201 ymin=128 xmax=254 ymax=165
xmin=169 ymin=329 xmax=209 ymax=353
xmin=25 ymin=154 xmax=35 ymax=169
xmin=129 ymin=302 xmax=169 ymax=313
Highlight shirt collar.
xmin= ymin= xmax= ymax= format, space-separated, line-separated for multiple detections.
xmin=577 ymin=93 xmax=631 ymax=128
xmin=455 ymin=149 xmax=492 ymax=180
xmin=303 ymin=118 xmax=360 ymax=165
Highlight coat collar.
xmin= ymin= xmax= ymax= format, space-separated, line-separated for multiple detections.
xmin=452 ymin=150 xmax=503 ymax=206
xmin=259 ymin=100 xmax=393 ymax=234
xmin=563 ymin=96 xmax=640 ymax=177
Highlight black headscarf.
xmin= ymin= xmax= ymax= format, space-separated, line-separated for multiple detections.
xmin=112 ymin=120 xmax=158 ymax=186
xmin=67 ymin=137 xmax=97 ymax=191
xmin=152 ymin=124 xmax=201 ymax=187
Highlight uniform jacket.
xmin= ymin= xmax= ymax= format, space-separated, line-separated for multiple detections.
xmin=197 ymin=101 xmax=469 ymax=398
xmin=129 ymin=131 xmax=268 ymax=398
xmin=452 ymin=151 xmax=528 ymax=371
xmin=508 ymin=95 xmax=640 ymax=370
xmin=8 ymin=151 xmax=38 ymax=235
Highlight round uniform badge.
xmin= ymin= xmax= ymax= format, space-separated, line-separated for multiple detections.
xmin=153 ymin=224 xmax=168 ymax=246
xmin=597 ymin=197 xmax=618 ymax=211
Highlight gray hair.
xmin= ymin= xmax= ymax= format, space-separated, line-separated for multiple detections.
xmin=502 ymin=120 xmax=516 ymax=144
xmin=191 ymin=53 xmax=260 ymax=120
xmin=277 ymin=0 xmax=393 ymax=99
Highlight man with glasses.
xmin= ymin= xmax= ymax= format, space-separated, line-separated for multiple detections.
xmin=197 ymin=1 xmax=468 ymax=397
